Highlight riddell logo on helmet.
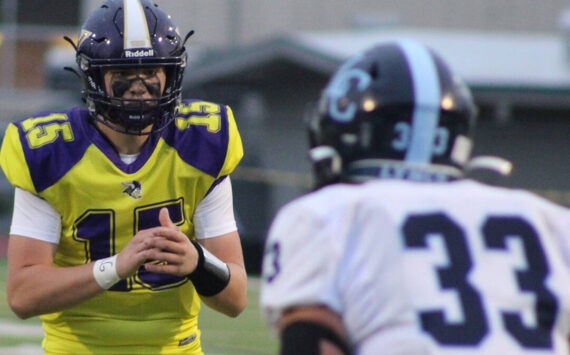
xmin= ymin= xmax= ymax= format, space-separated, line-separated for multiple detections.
xmin=124 ymin=49 xmax=154 ymax=58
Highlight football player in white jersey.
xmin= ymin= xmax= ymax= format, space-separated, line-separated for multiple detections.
xmin=260 ymin=40 xmax=570 ymax=355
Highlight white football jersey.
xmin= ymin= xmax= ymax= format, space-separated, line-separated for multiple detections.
xmin=260 ymin=179 xmax=570 ymax=355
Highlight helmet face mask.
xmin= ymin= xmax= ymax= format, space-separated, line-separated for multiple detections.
xmin=309 ymin=40 xmax=477 ymax=188
xmin=74 ymin=0 xmax=188 ymax=135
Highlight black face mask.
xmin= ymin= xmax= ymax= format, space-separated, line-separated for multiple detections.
xmin=110 ymin=73 xmax=162 ymax=98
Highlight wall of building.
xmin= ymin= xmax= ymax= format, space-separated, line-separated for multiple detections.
xmin=149 ymin=0 xmax=568 ymax=49
xmin=7 ymin=0 xmax=567 ymax=90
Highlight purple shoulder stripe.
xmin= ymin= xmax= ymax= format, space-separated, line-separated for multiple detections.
xmin=15 ymin=107 xmax=92 ymax=193
xmin=161 ymin=99 xmax=230 ymax=178
xmin=205 ymin=175 xmax=228 ymax=197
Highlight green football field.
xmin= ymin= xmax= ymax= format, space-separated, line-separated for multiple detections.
xmin=0 ymin=258 xmax=279 ymax=354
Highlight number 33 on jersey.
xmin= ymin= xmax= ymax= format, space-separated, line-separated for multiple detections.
xmin=261 ymin=180 xmax=570 ymax=354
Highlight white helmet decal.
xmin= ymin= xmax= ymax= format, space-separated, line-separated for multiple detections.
xmin=123 ymin=0 xmax=152 ymax=51
xmin=398 ymin=40 xmax=442 ymax=164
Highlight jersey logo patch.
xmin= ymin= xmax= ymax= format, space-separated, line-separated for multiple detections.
xmin=122 ymin=180 xmax=142 ymax=199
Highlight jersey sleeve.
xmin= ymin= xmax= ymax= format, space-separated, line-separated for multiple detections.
xmin=0 ymin=123 xmax=36 ymax=194
xmin=1 ymin=109 xmax=90 ymax=195
xmin=260 ymin=200 xmax=345 ymax=329
xmin=168 ymin=100 xmax=243 ymax=179
xmin=218 ymin=106 xmax=243 ymax=177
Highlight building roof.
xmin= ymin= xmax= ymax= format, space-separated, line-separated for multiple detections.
xmin=186 ymin=27 xmax=570 ymax=92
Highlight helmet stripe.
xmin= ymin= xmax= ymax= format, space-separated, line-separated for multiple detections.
xmin=398 ymin=40 xmax=441 ymax=163
xmin=123 ymin=0 xmax=152 ymax=50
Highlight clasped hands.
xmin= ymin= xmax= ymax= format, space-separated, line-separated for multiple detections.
xmin=115 ymin=208 xmax=199 ymax=279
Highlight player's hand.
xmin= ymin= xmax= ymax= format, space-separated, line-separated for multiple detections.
xmin=114 ymin=222 xmax=170 ymax=279
xmin=142 ymin=208 xmax=200 ymax=276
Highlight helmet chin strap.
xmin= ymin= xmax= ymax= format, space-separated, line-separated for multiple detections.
xmin=464 ymin=156 xmax=513 ymax=176
xmin=92 ymin=113 xmax=154 ymax=136
xmin=308 ymin=146 xmax=342 ymax=175
xmin=93 ymin=103 xmax=163 ymax=136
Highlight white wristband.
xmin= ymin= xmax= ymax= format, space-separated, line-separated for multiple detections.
xmin=93 ymin=255 xmax=120 ymax=290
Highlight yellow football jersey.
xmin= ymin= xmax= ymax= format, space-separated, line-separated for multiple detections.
xmin=0 ymin=99 xmax=243 ymax=354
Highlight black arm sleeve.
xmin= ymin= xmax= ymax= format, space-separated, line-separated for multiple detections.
xmin=187 ymin=240 xmax=231 ymax=296
xmin=280 ymin=321 xmax=351 ymax=355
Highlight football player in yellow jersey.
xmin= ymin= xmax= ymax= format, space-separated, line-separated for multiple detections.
xmin=0 ymin=0 xmax=247 ymax=354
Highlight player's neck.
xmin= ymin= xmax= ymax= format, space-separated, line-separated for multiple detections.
xmin=96 ymin=121 xmax=150 ymax=154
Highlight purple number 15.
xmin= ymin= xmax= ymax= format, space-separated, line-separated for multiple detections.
xmin=72 ymin=198 xmax=188 ymax=292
